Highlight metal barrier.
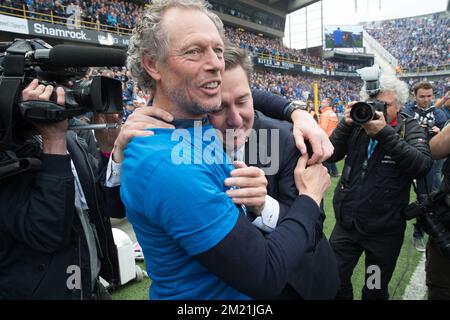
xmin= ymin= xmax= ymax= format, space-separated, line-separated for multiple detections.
xmin=255 ymin=52 xmax=322 ymax=69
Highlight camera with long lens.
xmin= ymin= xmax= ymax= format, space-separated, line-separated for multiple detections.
xmin=0 ymin=38 xmax=125 ymax=151
xmin=350 ymin=65 xmax=387 ymax=125
xmin=402 ymin=193 xmax=450 ymax=258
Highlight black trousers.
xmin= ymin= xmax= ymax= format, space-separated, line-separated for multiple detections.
xmin=426 ymin=239 xmax=450 ymax=300
xmin=330 ymin=222 xmax=405 ymax=300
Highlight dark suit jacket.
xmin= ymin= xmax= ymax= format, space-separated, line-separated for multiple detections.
xmin=244 ymin=111 xmax=340 ymax=300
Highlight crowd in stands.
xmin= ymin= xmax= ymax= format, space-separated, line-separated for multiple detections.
xmin=364 ymin=12 xmax=450 ymax=71
xmin=90 ymin=66 xmax=448 ymax=121
xmin=225 ymin=26 xmax=323 ymax=67
xmin=1 ymin=0 xmax=336 ymax=70
xmin=87 ymin=63 xmax=363 ymax=120
xmin=327 ymin=61 xmax=368 ymax=72
xmin=82 ymin=67 xmax=152 ymax=122
xmin=209 ymin=0 xmax=285 ymax=31
xmin=251 ymin=70 xmax=362 ymax=106
xmin=227 ymin=26 xmax=370 ymax=75
xmin=2 ymin=0 xmax=448 ymax=119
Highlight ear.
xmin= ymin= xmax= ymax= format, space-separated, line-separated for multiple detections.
xmin=142 ymin=54 xmax=161 ymax=82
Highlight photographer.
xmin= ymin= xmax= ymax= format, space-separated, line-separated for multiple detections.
xmin=426 ymin=124 xmax=450 ymax=299
xmin=328 ymin=74 xmax=432 ymax=300
xmin=0 ymin=80 xmax=122 ymax=299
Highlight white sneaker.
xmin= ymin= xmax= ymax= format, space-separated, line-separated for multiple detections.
xmin=413 ymin=237 xmax=426 ymax=252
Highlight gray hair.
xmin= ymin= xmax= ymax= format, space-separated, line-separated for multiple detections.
xmin=360 ymin=74 xmax=409 ymax=110
xmin=127 ymin=0 xmax=225 ymax=92
xmin=223 ymin=45 xmax=253 ymax=84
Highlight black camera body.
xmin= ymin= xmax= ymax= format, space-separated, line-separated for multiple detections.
xmin=402 ymin=193 xmax=450 ymax=258
xmin=0 ymin=38 xmax=123 ymax=150
xmin=350 ymin=100 xmax=387 ymax=125
xmin=419 ymin=118 xmax=436 ymax=137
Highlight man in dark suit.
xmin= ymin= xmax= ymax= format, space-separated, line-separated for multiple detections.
xmin=207 ymin=46 xmax=339 ymax=299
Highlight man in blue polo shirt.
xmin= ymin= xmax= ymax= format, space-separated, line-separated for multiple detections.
xmin=122 ymin=118 xmax=247 ymax=299
xmin=121 ymin=0 xmax=330 ymax=300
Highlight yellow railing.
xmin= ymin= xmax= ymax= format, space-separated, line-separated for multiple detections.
xmin=0 ymin=4 xmax=134 ymax=36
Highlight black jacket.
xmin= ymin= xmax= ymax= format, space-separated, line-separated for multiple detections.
xmin=247 ymin=111 xmax=339 ymax=300
xmin=252 ymin=89 xmax=290 ymax=121
xmin=435 ymin=157 xmax=450 ymax=229
xmin=329 ymin=114 xmax=432 ymax=235
xmin=0 ymin=131 xmax=121 ymax=299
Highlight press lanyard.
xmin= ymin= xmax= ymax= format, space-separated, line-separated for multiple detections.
xmin=367 ymin=138 xmax=378 ymax=160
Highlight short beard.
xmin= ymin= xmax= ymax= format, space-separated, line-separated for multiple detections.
xmin=164 ymin=83 xmax=222 ymax=116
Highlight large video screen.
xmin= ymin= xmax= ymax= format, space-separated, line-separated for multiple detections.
xmin=324 ymin=25 xmax=363 ymax=49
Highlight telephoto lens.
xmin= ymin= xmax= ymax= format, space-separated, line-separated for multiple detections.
xmin=350 ymin=100 xmax=387 ymax=125
xmin=350 ymin=102 xmax=376 ymax=125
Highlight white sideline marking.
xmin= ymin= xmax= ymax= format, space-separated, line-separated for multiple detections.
xmin=402 ymin=254 xmax=427 ymax=300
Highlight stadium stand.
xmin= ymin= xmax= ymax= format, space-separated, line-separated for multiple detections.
xmin=364 ymin=11 xmax=450 ymax=74
xmin=251 ymin=70 xmax=361 ymax=104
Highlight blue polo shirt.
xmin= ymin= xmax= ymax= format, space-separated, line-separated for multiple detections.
xmin=333 ymin=28 xmax=343 ymax=46
xmin=121 ymin=118 xmax=250 ymax=300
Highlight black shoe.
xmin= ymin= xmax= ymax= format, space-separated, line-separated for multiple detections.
xmin=413 ymin=237 xmax=426 ymax=252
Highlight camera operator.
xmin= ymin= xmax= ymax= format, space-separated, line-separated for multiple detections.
xmin=404 ymin=82 xmax=447 ymax=252
xmin=0 ymin=79 xmax=122 ymax=299
xmin=328 ymin=74 xmax=432 ymax=300
xmin=426 ymin=124 xmax=450 ymax=299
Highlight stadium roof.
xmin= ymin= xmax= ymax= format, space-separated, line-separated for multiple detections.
xmin=250 ymin=0 xmax=320 ymax=14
